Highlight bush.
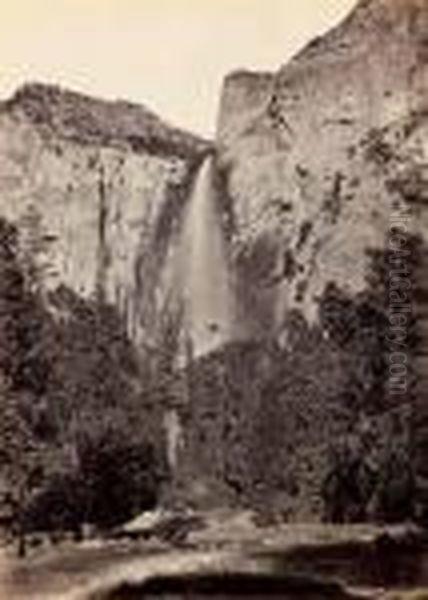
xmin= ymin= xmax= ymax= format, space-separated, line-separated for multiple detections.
xmin=322 ymin=437 xmax=377 ymax=523
xmin=23 ymin=411 xmax=165 ymax=532
xmin=376 ymin=447 xmax=415 ymax=523
xmin=23 ymin=468 xmax=83 ymax=533
xmin=77 ymin=424 xmax=161 ymax=528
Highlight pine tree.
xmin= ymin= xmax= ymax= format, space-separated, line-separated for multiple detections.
xmin=0 ymin=218 xmax=46 ymax=555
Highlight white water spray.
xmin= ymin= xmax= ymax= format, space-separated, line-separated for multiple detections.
xmin=178 ymin=155 xmax=233 ymax=358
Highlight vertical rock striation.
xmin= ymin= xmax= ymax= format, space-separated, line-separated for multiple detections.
xmin=197 ymin=0 xmax=428 ymax=516
xmin=0 ymin=83 xmax=211 ymax=357
xmin=218 ymin=0 xmax=427 ymax=332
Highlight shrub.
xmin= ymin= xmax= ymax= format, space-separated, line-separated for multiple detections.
xmin=322 ymin=437 xmax=377 ymax=523
xmin=376 ymin=446 xmax=415 ymax=523
xmin=24 ymin=411 xmax=165 ymax=531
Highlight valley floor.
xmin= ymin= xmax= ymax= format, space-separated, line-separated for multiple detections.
xmin=0 ymin=517 xmax=426 ymax=600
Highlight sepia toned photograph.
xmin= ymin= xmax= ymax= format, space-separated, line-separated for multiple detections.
xmin=0 ymin=0 xmax=427 ymax=597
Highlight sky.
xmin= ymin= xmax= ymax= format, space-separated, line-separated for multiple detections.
xmin=0 ymin=0 xmax=356 ymax=136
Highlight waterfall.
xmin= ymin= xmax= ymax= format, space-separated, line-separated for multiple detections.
xmin=177 ymin=154 xmax=233 ymax=358
xmin=159 ymin=155 xmax=234 ymax=471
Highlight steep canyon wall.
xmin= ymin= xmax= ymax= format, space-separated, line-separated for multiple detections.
xmin=0 ymin=83 xmax=210 ymax=360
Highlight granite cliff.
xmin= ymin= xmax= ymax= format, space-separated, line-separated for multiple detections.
xmin=178 ymin=0 xmax=428 ymax=516
xmin=218 ymin=0 xmax=427 ymax=332
xmin=0 ymin=83 xmax=211 ymax=363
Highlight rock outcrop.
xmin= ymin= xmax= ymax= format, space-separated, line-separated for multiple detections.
xmin=0 ymin=83 xmax=210 ymax=358
xmin=180 ymin=0 xmax=428 ymax=516
xmin=217 ymin=0 xmax=427 ymax=333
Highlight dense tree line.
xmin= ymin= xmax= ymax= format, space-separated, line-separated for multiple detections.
xmin=0 ymin=217 xmax=166 ymax=553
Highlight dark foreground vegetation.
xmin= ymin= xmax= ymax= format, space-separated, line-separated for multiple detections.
xmin=167 ymin=238 xmax=420 ymax=524
xmin=0 ymin=216 xmax=167 ymax=554
xmin=0 ymin=213 xmax=424 ymax=559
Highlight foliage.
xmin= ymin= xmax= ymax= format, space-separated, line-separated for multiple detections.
xmin=376 ymin=445 xmax=415 ymax=523
xmin=322 ymin=434 xmax=377 ymax=523
xmin=322 ymin=434 xmax=415 ymax=525
xmin=24 ymin=410 xmax=163 ymax=531
xmin=0 ymin=216 xmax=165 ymax=539
xmin=319 ymin=282 xmax=388 ymax=411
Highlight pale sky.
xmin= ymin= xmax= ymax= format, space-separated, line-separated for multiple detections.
xmin=0 ymin=0 xmax=356 ymax=136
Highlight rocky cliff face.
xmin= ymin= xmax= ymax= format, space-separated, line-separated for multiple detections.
xmin=0 ymin=83 xmax=210 ymax=358
xmin=218 ymin=0 xmax=427 ymax=334
xmin=181 ymin=0 xmax=428 ymax=516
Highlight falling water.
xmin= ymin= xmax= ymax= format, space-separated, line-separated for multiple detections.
xmin=177 ymin=154 xmax=233 ymax=358
xmin=159 ymin=155 xmax=234 ymax=471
